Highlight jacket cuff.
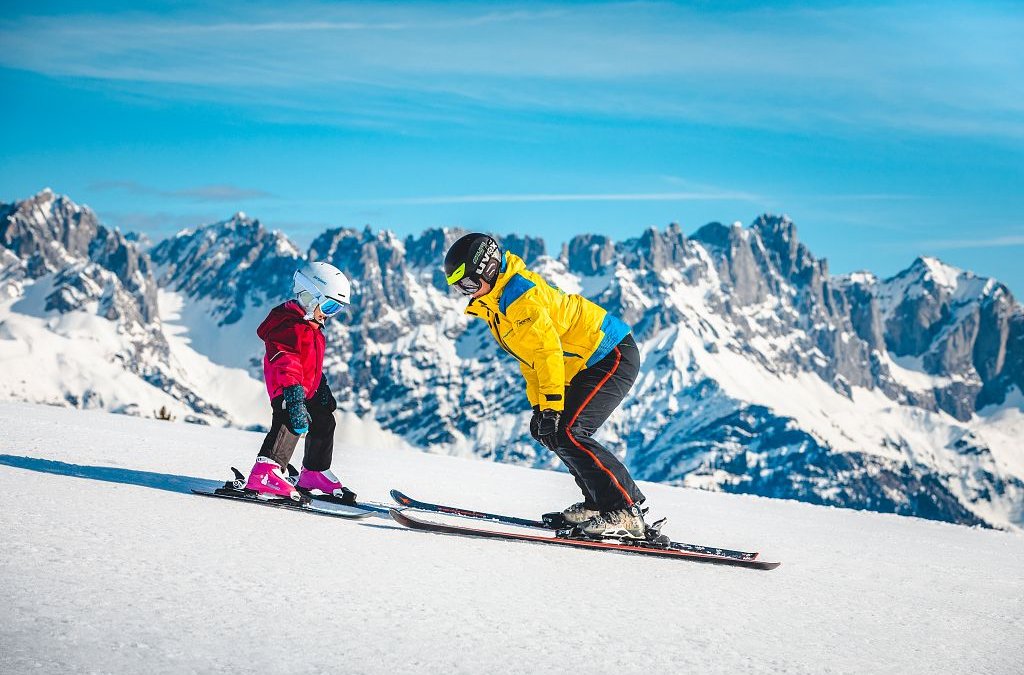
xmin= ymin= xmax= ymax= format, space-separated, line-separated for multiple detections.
xmin=541 ymin=392 xmax=564 ymax=412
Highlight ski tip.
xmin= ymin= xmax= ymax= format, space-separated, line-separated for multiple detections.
xmin=337 ymin=509 xmax=376 ymax=520
xmin=388 ymin=507 xmax=415 ymax=525
xmin=389 ymin=489 xmax=413 ymax=506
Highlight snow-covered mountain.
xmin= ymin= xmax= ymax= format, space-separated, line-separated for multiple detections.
xmin=2 ymin=189 xmax=1022 ymax=529
xmin=0 ymin=190 xmax=264 ymax=425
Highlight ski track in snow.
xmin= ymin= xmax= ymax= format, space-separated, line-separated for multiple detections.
xmin=0 ymin=402 xmax=1021 ymax=675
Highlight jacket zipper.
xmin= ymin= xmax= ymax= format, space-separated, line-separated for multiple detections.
xmin=492 ymin=315 xmax=532 ymax=368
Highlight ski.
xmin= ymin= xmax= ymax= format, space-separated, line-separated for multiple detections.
xmin=390 ymin=489 xmax=548 ymax=529
xmin=283 ymin=465 xmax=393 ymax=514
xmin=388 ymin=509 xmax=780 ymax=570
xmin=304 ymin=492 xmax=394 ymax=514
xmin=192 ymin=487 xmax=374 ymax=519
xmin=389 ymin=489 xmax=759 ymax=561
xmin=191 ymin=468 xmax=373 ymax=520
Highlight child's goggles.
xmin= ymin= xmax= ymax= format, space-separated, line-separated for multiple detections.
xmin=319 ymin=298 xmax=346 ymax=316
xmin=298 ymin=290 xmax=346 ymax=317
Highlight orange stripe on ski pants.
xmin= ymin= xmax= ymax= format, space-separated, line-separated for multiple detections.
xmin=564 ymin=346 xmax=634 ymax=506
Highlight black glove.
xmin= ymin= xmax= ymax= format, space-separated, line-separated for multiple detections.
xmin=282 ymin=384 xmax=311 ymax=435
xmin=315 ymin=376 xmax=337 ymax=413
xmin=530 ymin=408 xmax=561 ymax=451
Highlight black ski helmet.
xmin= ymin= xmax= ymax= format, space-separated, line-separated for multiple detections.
xmin=444 ymin=233 xmax=502 ymax=296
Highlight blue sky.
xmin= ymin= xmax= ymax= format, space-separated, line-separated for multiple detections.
xmin=2 ymin=1 xmax=1023 ymax=293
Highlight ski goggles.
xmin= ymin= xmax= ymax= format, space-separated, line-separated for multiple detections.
xmin=319 ymin=297 xmax=346 ymax=316
xmin=298 ymin=290 xmax=346 ymax=317
xmin=447 ymin=263 xmax=481 ymax=296
xmin=452 ymin=276 xmax=481 ymax=296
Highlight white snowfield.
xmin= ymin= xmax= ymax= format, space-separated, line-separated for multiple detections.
xmin=1 ymin=403 xmax=1021 ymax=675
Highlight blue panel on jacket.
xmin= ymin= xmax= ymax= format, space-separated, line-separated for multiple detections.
xmin=499 ymin=274 xmax=536 ymax=314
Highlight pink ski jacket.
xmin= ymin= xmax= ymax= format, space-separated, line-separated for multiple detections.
xmin=257 ymin=301 xmax=325 ymax=400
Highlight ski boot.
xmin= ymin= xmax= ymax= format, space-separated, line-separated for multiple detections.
xmin=245 ymin=457 xmax=303 ymax=501
xmin=296 ymin=467 xmax=358 ymax=506
xmin=576 ymin=504 xmax=648 ymax=541
xmin=542 ymin=501 xmax=600 ymax=529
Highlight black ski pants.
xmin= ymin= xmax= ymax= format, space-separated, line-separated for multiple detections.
xmin=551 ymin=333 xmax=645 ymax=512
xmin=257 ymin=384 xmax=336 ymax=472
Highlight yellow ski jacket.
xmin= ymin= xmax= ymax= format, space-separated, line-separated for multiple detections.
xmin=464 ymin=252 xmax=631 ymax=412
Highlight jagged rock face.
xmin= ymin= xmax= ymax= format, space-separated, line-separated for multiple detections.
xmin=150 ymin=213 xmax=300 ymax=325
xmin=566 ymin=234 xmax=617 ymax=275
xmin=845 ymin=257 xmax=1024 ymax=419
xmin=0 ymin=189 xmax=158 ymax=324
xmin=500 ymin=234 xmax=545 ymax=265
xmin=0 ymin=189 xmax=99 ymax=265
xmin=309 ymin=226 xmax=412 ymax=324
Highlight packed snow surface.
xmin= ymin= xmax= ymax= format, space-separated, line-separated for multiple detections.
xmin=1 ymin=402 xmax=1022 ymax=674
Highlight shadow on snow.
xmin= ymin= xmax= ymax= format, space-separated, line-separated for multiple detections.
xmin=0 ymin=453 xmax=222 ymax=495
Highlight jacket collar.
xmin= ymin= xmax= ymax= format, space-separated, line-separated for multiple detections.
xmin=465 ymin=251 xmax=524 ymax=318
xmin=285 ymin=299 xmax=324 ymax=328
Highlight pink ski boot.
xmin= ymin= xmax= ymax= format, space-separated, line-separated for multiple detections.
xmin=245 ymin=457 xmax=301 ymax=501
xmin=296 ymin=467 xmax=357 ymax=505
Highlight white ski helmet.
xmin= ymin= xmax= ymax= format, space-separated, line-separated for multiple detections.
xmin=293 ymin=261 xmax=351 ymax=319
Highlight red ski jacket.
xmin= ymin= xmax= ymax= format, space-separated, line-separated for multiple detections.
xmin=257 ymin=300 xmax=325 ymax=400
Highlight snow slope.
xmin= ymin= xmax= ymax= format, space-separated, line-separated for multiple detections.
xmin=0 ymin=291 xmax=190 ymax=418
xmin=1 ymin=403 xmax=1021 ymax=674
xmin=157 ymin=289 xmax=266 ymax=427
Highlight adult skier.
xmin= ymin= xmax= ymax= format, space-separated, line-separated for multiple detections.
xmin=244 ymin=261 xmax=356 ymax=504
xmin=443 ymin=234 xmax=649 ymax=540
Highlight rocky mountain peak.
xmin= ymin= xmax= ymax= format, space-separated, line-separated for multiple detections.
xmin=500 ymin=234 xmax=545 ymax=265
xmin=750 ymin=213 xmax=819 ymax=285
xmin=152 ymin=214 xmax=300 ymax=324
xmin=0 ymin=189 xmax=157 ymax=323
xmin=403 ymin=228 xmax=460 ymax=271
xmin=689 ymin=221 xmax=734 ymax=251
xmin=626 ymin=224 xmax=689 ymax=272
xmin=565 ymin=234 xmax=616 ymax=275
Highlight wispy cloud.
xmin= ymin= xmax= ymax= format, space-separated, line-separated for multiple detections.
xmin=2 ymin=2 xmax=1021 ymax=139
xmin=802 ymin=194 xmax=922 ymax=203
xmin=349 ymin=191 xmax=761 ymax=205
xmin=917 ymin=234 xmax=1024 ymax=250
xmin=90 ymin=180 xmax=275 ymax=202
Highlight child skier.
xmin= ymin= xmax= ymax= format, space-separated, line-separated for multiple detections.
xmin=244 ymin=261 xmax=356 ymax=504
xmin=442 ymin=233 xmax=649 ymax=540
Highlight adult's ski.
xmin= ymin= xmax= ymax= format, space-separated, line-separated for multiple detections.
xmin=390 ymin=489 xmax=547 ymax=529
xmin=388 ymin=509 xmax=780 ymax=570
xmin=389 ymin=489 xmax=759 ymax=561
xmin=192 ymin=468 xmax=373 ymax=520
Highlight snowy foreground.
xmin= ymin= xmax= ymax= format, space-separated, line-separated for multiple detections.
xmin=1 ymin=403 xmax=1021 ymax=675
